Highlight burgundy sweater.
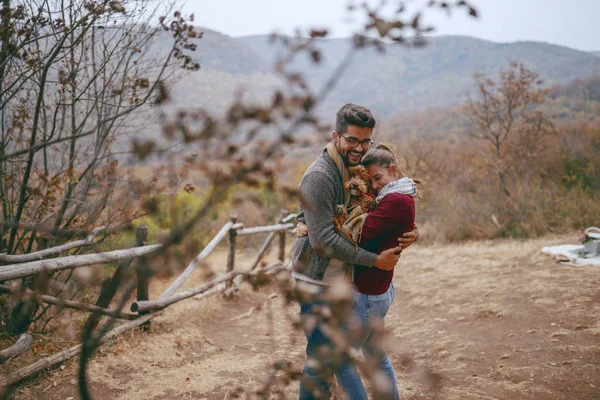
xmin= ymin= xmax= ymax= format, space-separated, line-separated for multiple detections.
xmin=354 ymin=192 xmax=415 ymax=295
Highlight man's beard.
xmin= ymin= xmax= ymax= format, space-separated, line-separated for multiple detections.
xmin=335 ymin=141 xmax=363 ymax=167
xmin=341 ymin=149 xmax=363 ymax=167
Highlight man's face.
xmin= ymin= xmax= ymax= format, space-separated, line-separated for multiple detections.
xmin=333 ymin=125 xmax=373 ymax=167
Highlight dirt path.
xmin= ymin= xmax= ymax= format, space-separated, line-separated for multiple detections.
xmin=10 ymin=235 xmax=600 ymax=399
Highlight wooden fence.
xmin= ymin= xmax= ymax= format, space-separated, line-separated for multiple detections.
xmin=0 ymin=211 xmax=296 ymax=387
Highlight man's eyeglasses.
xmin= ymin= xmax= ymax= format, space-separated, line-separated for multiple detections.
xmin=340 ymin=135 xmax=374 ymax=149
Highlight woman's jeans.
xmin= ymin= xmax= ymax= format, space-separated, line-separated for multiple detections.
xmin=340 ymin=283 xmax=399 ymax=400
xmin=297 ymin=281 xmax=399 ymax=400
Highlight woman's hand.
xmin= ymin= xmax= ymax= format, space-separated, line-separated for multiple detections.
xmin=398 ymin=225 xmax=419 ymax=250
xmin=296 ymin=221 xmax=308 ymax=237
xmin=374 ymin=246 xmax=402 ymax=271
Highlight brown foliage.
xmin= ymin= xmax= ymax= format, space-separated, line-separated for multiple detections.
xmin=390 ymin=116 xmax=598 ymax=242
xmin=466 ymin=61 xmax=555 ymax=196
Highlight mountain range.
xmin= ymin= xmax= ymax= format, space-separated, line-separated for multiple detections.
xmin=169 ymin=28 xmax=600 ymax=120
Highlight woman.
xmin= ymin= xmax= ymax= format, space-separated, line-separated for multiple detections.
xmin=298 ymin=143 xmax=420 ymax=399
xmin=347 ymin=143 xmax=418 ymax=399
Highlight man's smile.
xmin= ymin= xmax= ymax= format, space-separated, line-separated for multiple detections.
xmin=348 ymin=151 xmax=362 ymax=160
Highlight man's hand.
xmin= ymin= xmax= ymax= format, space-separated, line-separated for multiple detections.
xmin=374 ymin=246 xmax=402 ymax=271
xmin=296 ymin=221 xmax=308 ymax=237
xmin=398 ymin=225 xmax=419 ymax=250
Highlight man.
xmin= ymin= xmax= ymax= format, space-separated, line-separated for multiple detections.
xmin=292 ymin=103 xmax=418 ymax=399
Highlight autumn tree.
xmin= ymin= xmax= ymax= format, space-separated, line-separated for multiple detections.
xmin=0 ymin=0 xmax=199 ymax=334
xmin=466 ymin=61 xmax=555 ymax=196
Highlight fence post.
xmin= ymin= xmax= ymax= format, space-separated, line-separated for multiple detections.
xmin=249 ymin=232 xmax=276 ymax=271
xmin=86 ymin=226 xmax=147 ymax=332
xmin=278 ymin=210 xmax=288 ymax=262
xmin=226 ymin=215 xmax=238 ymax=273
xmin=135 ymin=225 xmax=151 ymax=331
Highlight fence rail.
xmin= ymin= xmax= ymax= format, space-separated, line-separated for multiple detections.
xmin=0 ymin=284 xmax=138 ymax=320
xmin=236 ymin=223 xmax=294 ymax=236
xmin=0 ymin=334 xmax=32 ymax=365
xmin=0 ymin=226 xmax=106 ymax=264
xmin=0 ymin=210 xmax=296 ymax=388
xmin=0 ymin=244 xmax=163 ymax=281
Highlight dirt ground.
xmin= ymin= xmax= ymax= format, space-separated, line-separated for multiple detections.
xmin=6 ymin=233 xmax=600 ymax=399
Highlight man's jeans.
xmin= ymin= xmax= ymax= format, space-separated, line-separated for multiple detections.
xmin=297 ymin=281 xmax=398 ymax=400
xmin=296 ymin=279 xmax=362 ymax=399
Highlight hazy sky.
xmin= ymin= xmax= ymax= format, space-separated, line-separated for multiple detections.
xmin=184 ymin=0 xmax=599 ymax=52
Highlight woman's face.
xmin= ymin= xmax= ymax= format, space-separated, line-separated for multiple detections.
xmin=366 ymin=164 xmax=397 ymax=193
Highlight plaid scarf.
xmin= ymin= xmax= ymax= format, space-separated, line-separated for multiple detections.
xmin=338 ymin=206 xmax=369 ymax=246
xmin=325 ymin=141 xmax=350 ymax=206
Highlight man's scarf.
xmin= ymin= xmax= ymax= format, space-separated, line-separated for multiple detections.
xmin=325 ymin=141 xmax=350 ymax=206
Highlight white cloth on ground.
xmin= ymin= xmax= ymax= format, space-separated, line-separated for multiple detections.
xmin=541 ymin=244 xmax=600 ymax=267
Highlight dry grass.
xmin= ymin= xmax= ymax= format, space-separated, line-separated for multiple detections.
xmin=9 ymin=233 xmax=600 ymax=399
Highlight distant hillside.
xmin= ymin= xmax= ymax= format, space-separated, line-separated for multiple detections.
xmin=379 ymin=75 xmax=600 ymax=143
xmin=548 ymin=76 xmax=600 ymax=103
xmin=591 ymin=51 xmax=600 ymax=57
xmin=160 ymin=28 xmax=270 ymax=75
xmin=546 ymin=76 xmax=600 ymax=119
xmin=159 ymin=28 xmax=280 ymax=115
xmin=239 ymin=35 xmax=600 ymax=118
xmin=138 ymin=29 xmax=600 ymax=137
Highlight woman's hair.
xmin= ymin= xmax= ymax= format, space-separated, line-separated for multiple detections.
xmin=362 ymin=143 xmax=425 ymax=196
xmin=361 ymin=143 xmax=401 ymax=172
